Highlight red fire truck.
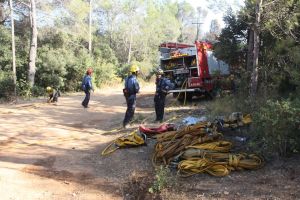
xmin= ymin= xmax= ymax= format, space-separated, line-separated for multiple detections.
xmin=159 ymin=41 xmax=229 ymax=101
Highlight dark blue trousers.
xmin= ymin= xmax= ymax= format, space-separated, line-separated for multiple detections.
xmin=154 ymin=94 xmax=166 ymax=121
xmin=82 ymin=90 xmax=90 ymax=108
xmin=123 ymin=95 xmax=136 ymax=126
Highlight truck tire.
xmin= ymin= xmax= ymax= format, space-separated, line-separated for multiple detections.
xmin=205 ymin=91 xmax=214 ymax=100
xmin=176 ymin=92 xmax=193 ymax=102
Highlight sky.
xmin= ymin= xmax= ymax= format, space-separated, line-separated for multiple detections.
xmin=185 ymin=0 xmax=245 ymax=33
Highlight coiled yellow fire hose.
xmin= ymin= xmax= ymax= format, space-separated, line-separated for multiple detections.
xmin=178 ymin=158 xmax=230 ymax=177
xmin=152 ymin=132 xmax=222 ymax=167
xmin=186 ymin=141 xmax=232 ymax=153
xmin=178 ymin=153 xmax=263 ymax=177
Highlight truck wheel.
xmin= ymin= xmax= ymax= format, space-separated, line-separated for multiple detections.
xmin=177 ymin=92 xmax=193 ymax=102
xmin=205 ymin=91 xmax=214 ymax=100
xmin=186 ymin=93 xmax=193 ymax=101
xmin=173 ymin=92 xmax=178 ymax=98
xmin=176 ymin=93 xmax=184 ymax=102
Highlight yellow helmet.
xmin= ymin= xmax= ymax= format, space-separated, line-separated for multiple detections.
xmin=129 ymin=65 xmax=139 ymax=73
xmin=46 ymin=86 xmax=52 ymax=92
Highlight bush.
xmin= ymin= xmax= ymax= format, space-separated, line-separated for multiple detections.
xmin=35 ymin=46 xmax=68 ymax=89
xmin=148 ymin=166 xmax=174 ymax=193
xmin=0 ymin=71 xmax=15 ymax=100
xmin=254 ymin=99 xmax=300 ymax=156
xmin=93 ymin=62 xmax=118 ymax=87
xmin=116 ymin=63 xmax=131 ymax=80
xmin=17 ymin=78 xmax=31 ymax=98
xmin=31 ymin=86 xmax=45 ymax=97
xmin=206 ymin=94 xmax=253 ymax=119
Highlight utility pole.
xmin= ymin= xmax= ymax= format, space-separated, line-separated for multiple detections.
xmin=88 ymin=0 xmax=92 ymax=55
xmin=9 ymin=0 xmax=17 ymax=99
xmin=192 ymin=18 xmax=203 ymax=41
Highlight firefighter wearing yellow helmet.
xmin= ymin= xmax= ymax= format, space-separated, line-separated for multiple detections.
xmin=46 ymin=86 xmax=60 ymax=103
xmin=122 ymin=64 xmax=140 ymax=128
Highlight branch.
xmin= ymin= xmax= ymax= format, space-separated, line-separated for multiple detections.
xmin=289 ymin=29 xmax=300 ymax=43
xmin=262 ymin=0 xmax=281 ymax=8
xmin=15 ymin=0 xmax=30 ymax=8
xmin=0 ymin=16 xmax=9 ymax=25
xmin=13 ymin=7 xmax=29 ymax=17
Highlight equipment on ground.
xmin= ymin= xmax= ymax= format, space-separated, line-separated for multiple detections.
xmin=101 ymin=131 xmax=146 ymax=156
xmin=101 ymin=112 xmax=263 ymax=177
xmin=139 ymin=124 xmax=176 ymax=136
xmin=151 ymin=113 xmax=263 ymax=177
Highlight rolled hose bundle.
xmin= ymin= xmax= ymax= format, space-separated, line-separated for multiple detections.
xmin=186 ymin=140 xmax=233 ymax=153
xmin=155 ymin=121 xmax=212 ymax=142
xmin=178 ymin=150 xmax=264 ymax=177
xmin=152 ymin=132 xmax=221 ymax=166
xmin=178 ymin=158 xmax=230 ymax=177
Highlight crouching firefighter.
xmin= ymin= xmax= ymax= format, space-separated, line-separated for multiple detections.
xmin=46 ymin=86 xmax=60 ymax=103
xmin=154 ymin=69 xmax=174 ymax=122
xmin=123 ymin=65 xmax=140 ymax=128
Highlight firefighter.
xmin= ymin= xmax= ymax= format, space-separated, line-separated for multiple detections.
xmin=123 ymin=65 xmax=140 ymax=128
xmin=229 ymin=74 xmax=236 ymax=94
xmin=154 ymin=69 xmax=174 ymax=122
xmin=81 ymin=68 xmax=94 ymax=108
xmin=46 ymin=86 xmax=60 ymax=103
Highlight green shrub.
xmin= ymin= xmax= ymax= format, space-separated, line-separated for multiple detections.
xmin=17 ymin=78 xmax=31 ymax=98
xmin=0 ymin=27 xmax=12 ymax=72
xmin=35 ymin=46 xmax=68 ymax=89
xmin=0 ymin=71 xmax=15 ymax=100
xmin=31 ymin=86 xmax=45 ymax=97
xmin=93 ymin=62 xmax=118 ymax=87
xmin=254 ymin=99 xmax=300 ymax=156
xmin=116 ymin=63 xmax=131 ymax=80
xmin=148 ymin=166 xmax=174 ymax=193
xmin=206 ymin=94 xmax=253 ymax=119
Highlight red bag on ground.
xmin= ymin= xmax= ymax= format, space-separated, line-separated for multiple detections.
xmin=139 ymin=124 xmax=176 ymax=135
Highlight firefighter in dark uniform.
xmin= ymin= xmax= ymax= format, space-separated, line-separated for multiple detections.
xmin=229 ymin=74 xmax=236 ymax=94
xmin=154 ymin=69 xmax=174 ymax=122
xmin=123 ymin=65 xmax=140 ymax=128
xmin=81 ymin=68 xmax=94 ymax=108
xmin=46 ymin=86 xmax=60 ymax=103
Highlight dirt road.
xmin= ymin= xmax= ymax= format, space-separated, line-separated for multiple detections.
xmin=0 ymin=85 xmax=156 ymax=200
xmin=0 ymin=85 xmax=300 ymax=200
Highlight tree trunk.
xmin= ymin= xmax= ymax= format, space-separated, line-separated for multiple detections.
xmin=127 ymin=28 xmax=133 ymax=64
xmin=9 ymin=0 xmax=17 ymax=99
xmin=0 ymin=3 xmax=5 ymax=24
xmin=28 ymin=0 xmax=37 ymax=87
xmin=250 ymin=0 xmax=263 ymax=98
xmin=246 ymin=28 xmax=254 ymax=71
xmin=88 ymin=0 xmax=92 ymax=54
